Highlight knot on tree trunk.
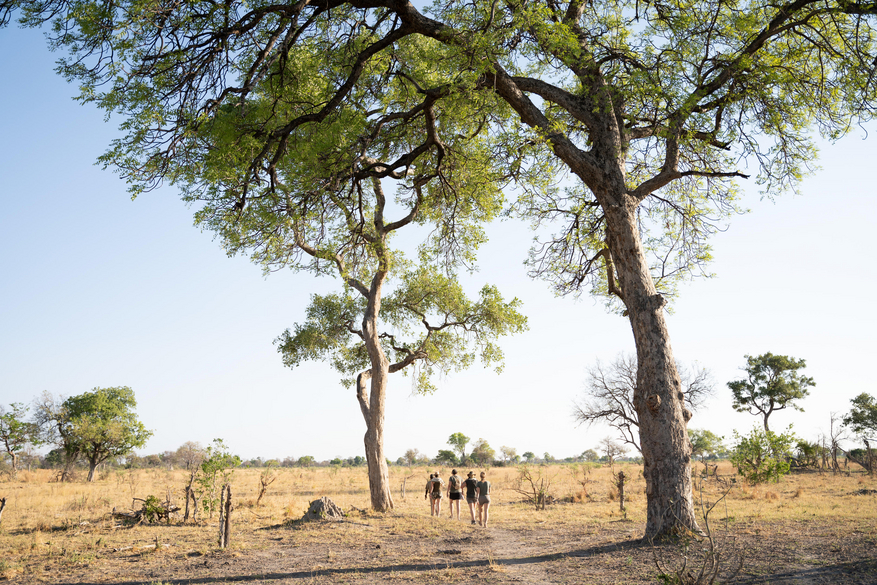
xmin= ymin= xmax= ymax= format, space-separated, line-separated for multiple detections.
xmin=646 ymin=394 xmax=662 ymax=416
xmin=643 ymin=293 xmax=666 ymax=311
xmin=682 ymin=407 xmax=692 ymax=422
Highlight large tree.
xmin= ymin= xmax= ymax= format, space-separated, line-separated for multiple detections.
xmin=3 ymin=0 xmax=875 ymax=537
xmin=728 ymin=353 xmax=814 ymax=432
xmin=36 ymin=388 xmax=152 ymax=481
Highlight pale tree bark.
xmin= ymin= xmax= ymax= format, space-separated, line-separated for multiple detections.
xmin=604 ymin=201 xmax=699 ymax=538
xmin=356 ymin=362 xmax=394 ymax=511
xmin=484 ymin=63 xmax=700 ymax=539
xmin=354 ymin=233 xmax=395 ymax=512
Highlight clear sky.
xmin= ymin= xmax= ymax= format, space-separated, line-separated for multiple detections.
xmin=1 ymin=26 xmax=875 ymax=463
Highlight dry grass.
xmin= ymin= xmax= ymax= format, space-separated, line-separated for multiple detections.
xmin=0 ymin=462 xmax=875 ymax=583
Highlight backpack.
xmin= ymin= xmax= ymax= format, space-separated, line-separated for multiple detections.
xmin=431 ymin=478 xmax=442 ymax=495
xmin=449 ymin=475 xmax=460 ymax=491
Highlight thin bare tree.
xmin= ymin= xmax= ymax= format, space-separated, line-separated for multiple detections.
xmin=574 ymin=354 xmax=714 ymax=453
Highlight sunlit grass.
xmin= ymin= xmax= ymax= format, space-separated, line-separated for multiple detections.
xmin=0 ymin=460 xmax=874 ymax=579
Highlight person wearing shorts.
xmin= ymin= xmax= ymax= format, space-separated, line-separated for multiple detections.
xmin=429 ymin=471 xmax=444 ymax=517
xmin=446 ymin=469 xmax=463 ymax=520
xmin=425 ymin=473 xmax=435 ymax=514
xmin=463 ymin=471 xmax=479 ymax=524
xmin=476 ymin=471 xmax=491 ymax=527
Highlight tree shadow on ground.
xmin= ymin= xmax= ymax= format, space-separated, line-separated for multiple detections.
xmin=55 ymin=539 xmax=877 ymax=585
xmin=57 ymin=539 xmax=644 ymax=584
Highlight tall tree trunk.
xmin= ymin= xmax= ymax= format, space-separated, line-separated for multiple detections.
xmin=357 ymin=368 xmax=395 ymax=511
xmin=355 ymin=265 xmax=395 ymax=512
xmin=87 ymin=460 xmax=98 ymax=482
xmin=605 ymin=200 xmax=700 ymax=540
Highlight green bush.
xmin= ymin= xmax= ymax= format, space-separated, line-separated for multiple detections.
xmin=730 ymin=426 xmax=795 ymax=484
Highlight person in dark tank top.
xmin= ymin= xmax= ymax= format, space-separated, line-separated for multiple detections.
xmin=463 ymin=470 xmax=479 ymax=524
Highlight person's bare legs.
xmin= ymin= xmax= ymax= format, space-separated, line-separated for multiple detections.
xmin=476 ymin=502 xmax=483 ymax=526
xmin=468 ymin=500 xmax=477 ymax=523
xmin=435 ymin=497 xmax=442 ymax=517
xmin=450 ymin=499 xmax=460 ymax=520
xmin=481 ymin=501 xmax=490 ymax=527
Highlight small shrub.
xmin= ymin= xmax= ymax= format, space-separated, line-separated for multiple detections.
xmin=730 ymin=426 xmax=795 ymax=484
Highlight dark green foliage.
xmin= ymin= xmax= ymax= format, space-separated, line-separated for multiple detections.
xmin=0 ymin=403 xmax=42 ymax=472
xmin=728 ymin=353 xmax=814 ymax=432
xmin=843 ymin=393 xmax=877 ymax=437
xmin=435 ymin=450 xmax=457 ymax=465
xmin=447 ymin=433 xmax=470 ymax=461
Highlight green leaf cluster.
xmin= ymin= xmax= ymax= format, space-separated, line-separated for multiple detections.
xmin=729 ymin=426 xmax=796 ymax=484
xmin=843 ymin=393 xmax=877 ymax=437
xmin=0 ymin=403 xmax=42 ymax=469
xmin=60 ymin=387 xmax=152 ymax=470
xmin=195 ymin=438 xmax=241 ymax=518
xmin=728 ymin=353 xmax=814 ymax=430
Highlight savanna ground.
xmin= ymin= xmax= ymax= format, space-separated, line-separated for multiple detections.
xmin=1 ymin=461 xmax=875 ymax=584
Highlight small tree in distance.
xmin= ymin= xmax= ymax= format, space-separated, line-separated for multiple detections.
xmin=435 ymin=450 xmax=457 ymax=465
xmin=688 ymin=429 xmax=725 ymax=473
xmin=599 ymin=437 xmax=628 ymax=467
xmin=403 ymin=449 xmax=421 ymax=467
xmin=728 ymin=353 xmax=814 ymax=432
xmin=843 ymin=393 xmax=877 ymax=473
xmin=581 ymin=449 xmax=599 ymax=462
xmin=176 ymin=441 xmax=206 ymax=470
xmin=447 ymin=433 xmax=470 ymax=463
xmin=470 ymin=439 xmax=495 ymax=466
xmin=0 ymin=403 xmax=42 ymax=476
xmin=522 ymin=452 xmax=535 ymax=463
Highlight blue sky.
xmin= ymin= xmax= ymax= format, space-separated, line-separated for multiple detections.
xmin=1 ymin=25 xmax=875 ymax=462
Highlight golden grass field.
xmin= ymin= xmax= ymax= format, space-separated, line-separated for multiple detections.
xmin=1 ymin=461 xmax=875 ymax=584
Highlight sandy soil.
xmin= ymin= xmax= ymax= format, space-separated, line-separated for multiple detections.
xmin=14 ymin=507 xmax=877 ymax=585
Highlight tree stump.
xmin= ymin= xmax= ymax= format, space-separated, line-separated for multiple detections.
xmin=218 ymin=484 xmax=232 ymax=548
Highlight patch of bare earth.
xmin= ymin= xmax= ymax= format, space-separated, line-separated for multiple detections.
xmin=10 ymin=513 xmax=877 ymax=584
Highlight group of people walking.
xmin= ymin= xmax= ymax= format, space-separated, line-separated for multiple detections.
xmin=425 ymin=469 xmax=491 ymax=527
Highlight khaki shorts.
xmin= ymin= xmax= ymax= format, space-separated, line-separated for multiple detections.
xmin=478 ymin=495 xmax=491 ymax=505
xmin=466 ymin=497 xmax=478 ymax=504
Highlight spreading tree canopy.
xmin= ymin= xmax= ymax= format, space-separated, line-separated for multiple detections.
xmin=3 ymin=0 xmax=875 ymax=537
xmin=844 ymin=393 xmax=877 ymax=438
xmin=36 ymin=387 xmax=152 ymax=482
xmin=0 ymin=403 xmax=42 ymax=475
xmin=728 ymin=353 xmax=814 ymax=432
